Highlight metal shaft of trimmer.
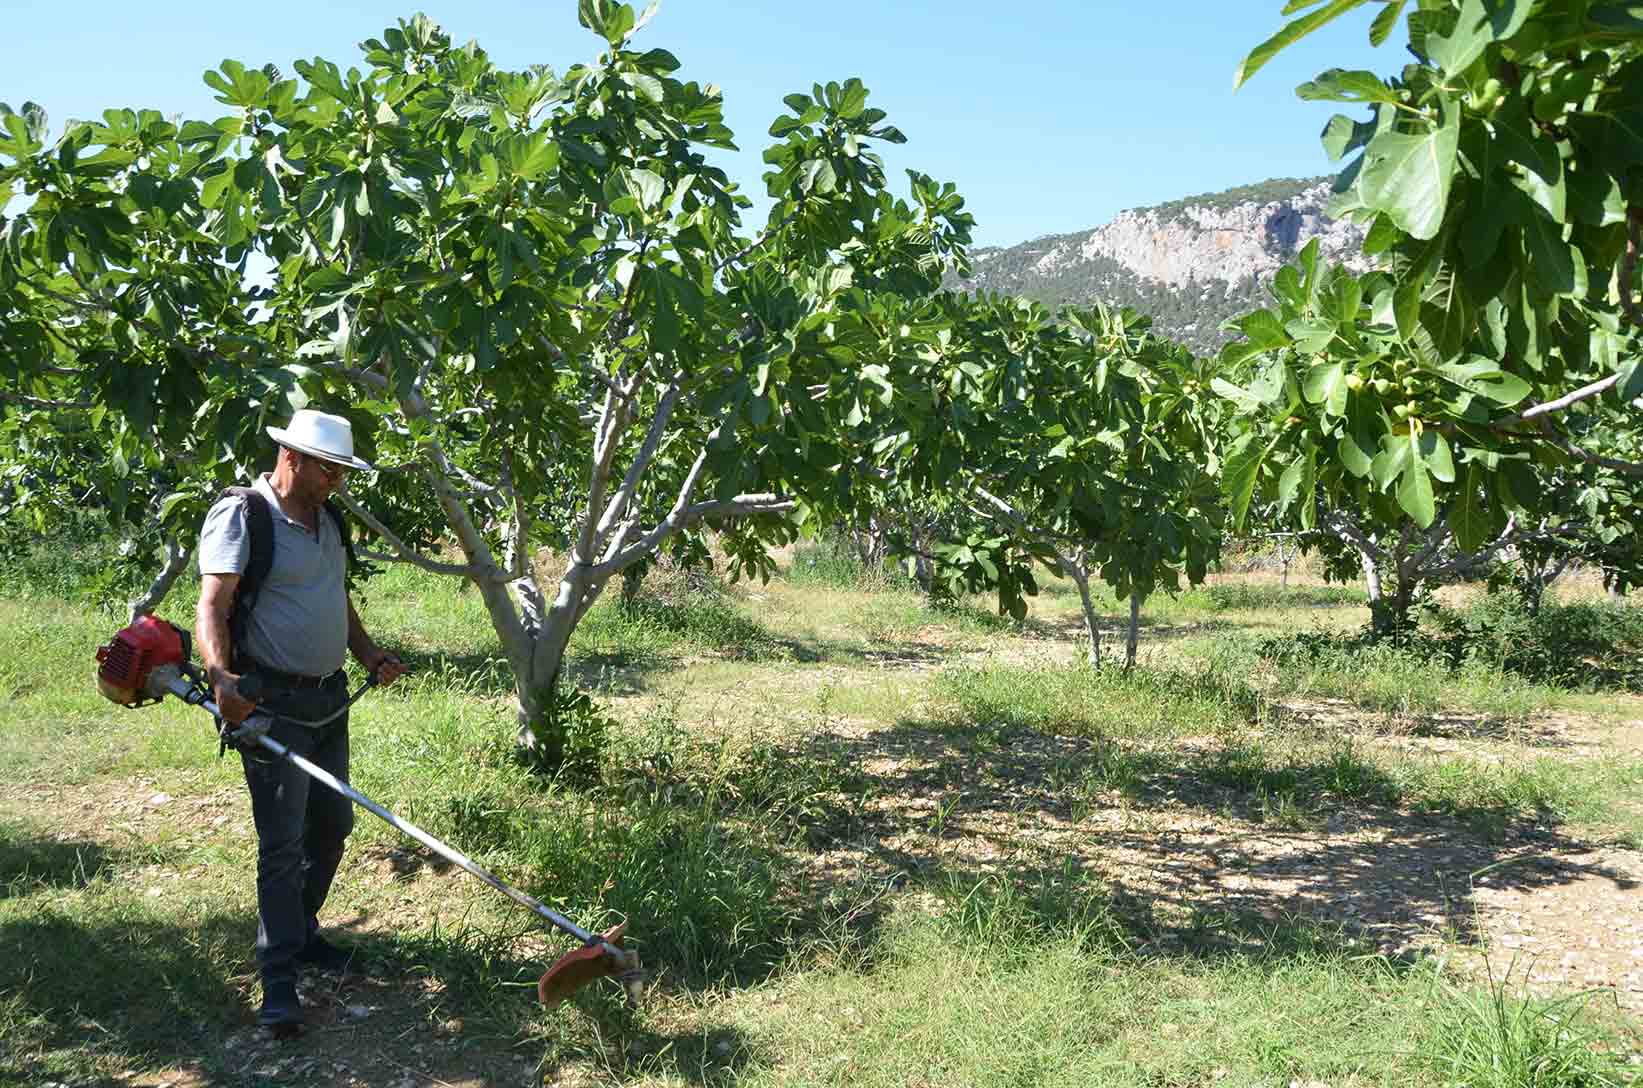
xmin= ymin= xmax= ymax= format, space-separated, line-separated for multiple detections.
xmin=175 ymin=677 xmax=611 ymax=953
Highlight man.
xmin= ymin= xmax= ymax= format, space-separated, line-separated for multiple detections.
xmin=196 ymin=408 xmax=409 ymax=1032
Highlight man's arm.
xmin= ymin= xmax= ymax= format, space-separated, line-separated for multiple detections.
xmin=197 ymin=572 xmax=255 ymax=723
xmin=347 ymin=596 xmax=408 ymax=686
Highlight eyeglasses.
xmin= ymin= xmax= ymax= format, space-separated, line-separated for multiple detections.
xmin=306 ymin=456 xmax=350 ymax=484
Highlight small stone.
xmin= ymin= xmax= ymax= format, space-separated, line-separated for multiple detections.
xmin=346 ymin=1004 xmax=372 ymax=1020
xmin=712 ymin=1040 xmax=732 ymax=1058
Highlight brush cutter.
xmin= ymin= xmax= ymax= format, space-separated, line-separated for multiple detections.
xmin=94 ymin=614 xmax=644 ymax=1009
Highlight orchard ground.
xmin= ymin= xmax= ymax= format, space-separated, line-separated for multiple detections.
xmin=1 ymin=547 xmax=1640 ymax=1087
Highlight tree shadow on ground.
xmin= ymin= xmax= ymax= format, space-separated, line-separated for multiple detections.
xmin=828 ymin=642 xmax=955 ymax=670
xmin=382 ymin=645 xmax=679 ymax=700
xmin=0 ymin=830 xmax=119 ymax=899
xmin=388 ymin=631 xmax=971 ymax=704
xmin=0 ymin=867 xmax=758 ymax=1088
xmin=0 ymin=904 xmax=250 ymax=1086
xmin=704 ymin=716 xmax=1636 ymax=960
xmin=1277 ymin=697 xmax=1594 ymax=751
xmin=1038 ymin=613 xmax=1243 ymax=648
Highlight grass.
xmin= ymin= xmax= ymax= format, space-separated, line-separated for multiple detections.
xmin=1185 ymin=629 xmax=1585 ymax=722
xmin=1 ymin=548 xmax=1638 ymax=1086
xmin=736 ymin=900 xmax=1632 ymax=1088
xmin=1434 ymin=967 xmax=1632 ymax=1088
xmin=1191 ymin=738 xmax=1643 ymax=842
xmin=574 ymin=591 xmax=790 ymax=669
xmin=1178 ymin=581 xmax=1369 ymax=611
xmin=928 ymin=658 xmax=1267 ymax=740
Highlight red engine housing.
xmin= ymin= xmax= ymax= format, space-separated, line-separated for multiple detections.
xmin=95 ymin=615 xmax=189 ymax=707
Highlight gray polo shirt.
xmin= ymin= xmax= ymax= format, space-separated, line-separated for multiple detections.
xmin=198 ymin=474 xmax=349 ymax=677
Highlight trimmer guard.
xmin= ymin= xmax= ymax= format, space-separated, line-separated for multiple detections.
xmin=537 ymin=923 xmax=639 ymax=1008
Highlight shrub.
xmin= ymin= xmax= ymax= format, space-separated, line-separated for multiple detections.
xmin=518 ymin=685 xmax=613 ymax=781
xmin=1426 ymin=593 xmax=1643 ymax=691
xmin=0 ymin=512 xmax=159 ymax=608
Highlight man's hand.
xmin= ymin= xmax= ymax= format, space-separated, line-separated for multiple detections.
xmin=209 ymin=666 xmax=257 ymax=724
xmin=365 ymin=650 xmax=410 ymax=687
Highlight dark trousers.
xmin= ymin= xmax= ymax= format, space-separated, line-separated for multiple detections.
xmin=239 ymin=676 xmax=354 ymax=987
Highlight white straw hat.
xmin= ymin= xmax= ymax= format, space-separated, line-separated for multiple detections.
xmin=266 ymin=409 xmax=373 ymax=471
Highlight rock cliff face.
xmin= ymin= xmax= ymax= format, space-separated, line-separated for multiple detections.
xmin=962 ymin=177 xmax=1368 ymax=354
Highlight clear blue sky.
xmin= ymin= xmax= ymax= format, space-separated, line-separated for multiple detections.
xmin=5 ymin=1 xmax=1402 ymax=247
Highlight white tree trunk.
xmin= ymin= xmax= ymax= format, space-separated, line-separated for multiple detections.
xmin=1059 ymin=553 xmax=1101 ymax=666
xmin=128 ymin=537 xmax=192 ymax=624
xmin=1125 ymin=592 xmax=1141 ymax=670
xmin=1361 ymin=548 xmax=1383 ymax=606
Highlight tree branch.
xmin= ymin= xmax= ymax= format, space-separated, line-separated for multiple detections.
xmin=0 ymin=393 xmax=93 ymax=410
xmin=716 ymin=206 xmax=804 ymax=274
xmin=1410 ymin=518 xmax=1451 ymax=571
xmin=598 ymin=514 xmax=641 ymax=567
xmin=1323 ymin=510 xmax=1386 ymax=566
xmin=1538 ymin=419 xmax=1643 ymax=477
xmin=502 ymin=446 xmax=531 ymax=581
xmin=565 ymin=342 xmax=622 ymax=398
xmin=594 ymin=494 xmax=796 ymax=578
xmin=575 ymin=371 xmax=633 ymax=564
xmin=1623 ymin=205 xmax=1643 ymax=330
xmin=444 ymin=459 xmax=504 ymax=497
xmin=314 ymin=361 xmax=391 ymax=395
xmin=22 ymin=281 xmax=251 ymax=371
xmin=127 ymin=537 xmax=192 ymax=624
xmin=1496 ymin=372 xmax=1623 ymax=428
xmin=333 ymin=493 xmax=496 ymax=581
xmin=591 ymin=376 xmax=684 ymax=547
xmin=1421 ymin=514 xmax=1541 ymax=580
xmin=973 ymin=485 xmax=1085 ymax=592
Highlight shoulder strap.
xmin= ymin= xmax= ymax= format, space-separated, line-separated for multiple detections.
xmin=323 ymin=499 xmax=355 ymax=576
xmin=222 ymin=487 xmax=273 ymax=661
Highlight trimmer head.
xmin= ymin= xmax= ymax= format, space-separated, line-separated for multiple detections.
xmin=537 ymin=923 xmax=644 ymax=1008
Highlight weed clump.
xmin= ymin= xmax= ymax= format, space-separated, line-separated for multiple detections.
xmin=518 ymin=685 xmax=614 ymax=782
xmin=1429 ymin=967 xmax=1631 ymax=1088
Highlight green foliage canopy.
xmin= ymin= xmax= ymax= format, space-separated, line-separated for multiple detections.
xmin=1220 ymin=0 xmax=1643 ymax=603
xmin=0 ymin=5 xmax=977 ymax=731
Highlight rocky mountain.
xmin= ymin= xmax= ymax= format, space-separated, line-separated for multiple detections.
xmin=959 ymin=177 xmax=1368 ymax=355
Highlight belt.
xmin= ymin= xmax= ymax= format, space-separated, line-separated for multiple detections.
xmin=244 ymin=662 xmax=344 ymax=691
